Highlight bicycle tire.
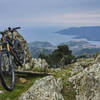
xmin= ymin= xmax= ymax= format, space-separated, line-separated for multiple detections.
xmin=0 ymin=51 xmax=15 ymax=91
xmin=14 ymin=40 xmax=25 ymax=66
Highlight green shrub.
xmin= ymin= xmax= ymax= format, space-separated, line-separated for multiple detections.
xmin=39 ymin=45 xmax=75 ymax=68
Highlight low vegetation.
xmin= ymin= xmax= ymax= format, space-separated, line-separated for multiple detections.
xmin=49 ymin=66 xmax=76 ymax=100
xmin=0 ymin=75 xmax=43 ymax=100
xmin=0 ymin=65 xmax=76 ymax=100
xmin=39 ymin=45 xmax=75 ymax=68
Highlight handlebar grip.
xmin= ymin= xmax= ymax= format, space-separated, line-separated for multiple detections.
xmin=13 ymin=27 xmax=21 ymax=30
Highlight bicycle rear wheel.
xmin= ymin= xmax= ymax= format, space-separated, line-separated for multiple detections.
xmin=0 ymin=51 xmax=15 ymax=91
xmin=14 ymin=40 xmax=25 ymax=66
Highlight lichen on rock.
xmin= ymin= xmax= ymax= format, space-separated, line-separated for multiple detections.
xmin=32 ymin=58 xmax=48 ymax=71
xmin=69 ymin=60 xmax=100 ymax=100
xmin=19 ymin=76 xmax=64 ymax=100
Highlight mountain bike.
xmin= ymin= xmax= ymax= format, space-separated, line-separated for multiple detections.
xmin=0 ymin=27 xmax=25 ymax=91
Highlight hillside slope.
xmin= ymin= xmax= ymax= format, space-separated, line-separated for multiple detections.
xmin=28 ymin=40 xmax=100 ymax=58
xmin=57 ymin=26 xmax=100 ymax=41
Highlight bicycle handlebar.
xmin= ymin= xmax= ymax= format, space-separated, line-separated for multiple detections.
xmin=0 ymin=27 xmax=21 ymax=35
xmin=8 ymin=27 xmax=21 ymax=32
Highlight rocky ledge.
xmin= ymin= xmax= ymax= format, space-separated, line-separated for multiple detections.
xmin=69 ymin=58 xmax=100 ymax=100
xmin=19 ymin=76 xmax=64 ymax=100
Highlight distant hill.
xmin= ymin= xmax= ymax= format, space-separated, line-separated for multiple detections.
xmin=60 ymin=41 xmax=100 ymax=55
xmin=57 ymin=26 xmax=100 ymax=41
xmin=28 ymin=41 xmax=54 ymax=49
xmin=28 ymin=41 xmax=56 ymax=58
xmin=28 ymin=40 xmax=100 ymax=58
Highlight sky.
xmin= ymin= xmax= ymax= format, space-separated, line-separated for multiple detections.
xmin=0 ymin=0 xmax=100 ymax=44
xmin=0 ymin=0 xmax=100 ymax=27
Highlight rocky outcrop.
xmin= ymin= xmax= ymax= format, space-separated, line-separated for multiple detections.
xmin=33 ymin=58 xmax=48 ymax=70
xmin=19 ymin=76 xmax=64 ymax=100
xmin=95 ymin=54 xmax=100 ymax=63
xmin=5 ymin=29 xmax=33 ymax=65
xmin=23 ymin=58 xmax=48 ymax=71
xmin=4 ymin=29 xmax=33 ymax=71
xmin=71 ymin=58 xmax=94 ymax=76
xmin=69 ymin=60 xmax=100 ymax=100
xmin=4 ymin=29 xmax=49 ymax=71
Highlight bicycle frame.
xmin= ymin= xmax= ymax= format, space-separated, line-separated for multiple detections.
xmin=0 ymin=27 xmax=22 ymax=65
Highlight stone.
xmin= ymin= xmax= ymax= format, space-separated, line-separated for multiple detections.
xmin=95 ymin=54 xmax=100 ymax=63
xmin=19 ymin=76 xmax=64 ymax=100
xmin=33 ymin=58 xmax=48 ymax=70
xmin=0 ymin=90 xmax=3 ymax=94
xmin=24 ymin=63 xmax=31 ymax=70
xmin=69 ymin=62 xmax=100 ymax=100
xmin=19 ymin=78 xmax=27 ymax=84
xmin=71 ymin=58 xmax=94 ymax=76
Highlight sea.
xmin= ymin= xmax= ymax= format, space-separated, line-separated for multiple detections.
xmin=2 ymin=26 xmax=100 ymax=46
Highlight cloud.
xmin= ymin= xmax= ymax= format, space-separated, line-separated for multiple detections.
xmin=0 ymin=13 xmax=100 ymax=28
xmin=0 ymin=0 xmax=100 ymax=27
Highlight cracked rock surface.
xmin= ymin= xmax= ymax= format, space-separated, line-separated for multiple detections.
xmin=19 ymin=76 xmax=64 ymax=100
xmin=69 ymin=58 xmax=100 ymax=100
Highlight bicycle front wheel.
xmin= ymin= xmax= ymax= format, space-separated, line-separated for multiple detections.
xmin=0 ymin=51 xmax=15 ymax=91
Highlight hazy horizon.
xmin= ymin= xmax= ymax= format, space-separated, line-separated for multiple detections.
xmin=18 ymin=26 xmax=100 ymax=46
xmin=0 ymin=0 xmax=100 ymax=45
